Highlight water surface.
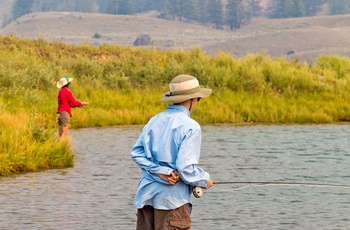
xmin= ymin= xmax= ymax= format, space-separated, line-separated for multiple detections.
xmin=0 ymin=124 xmax=349 ymax=229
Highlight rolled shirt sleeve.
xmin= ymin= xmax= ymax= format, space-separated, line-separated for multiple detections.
xmin=176 ymin=128 xmax=210 ymax=188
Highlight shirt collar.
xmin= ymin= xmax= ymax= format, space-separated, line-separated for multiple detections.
xmin=166 ymin=105 xmax=190 ymax=117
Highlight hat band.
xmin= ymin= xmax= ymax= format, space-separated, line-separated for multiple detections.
xmin=166 ymin=86 xmax=200 ymax=97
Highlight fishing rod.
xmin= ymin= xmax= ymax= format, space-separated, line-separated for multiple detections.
xmin=192 ymin=181 xmax=350 ymax=198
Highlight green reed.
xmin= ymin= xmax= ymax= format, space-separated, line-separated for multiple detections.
xmin=1 ymin=35 xmax=350 ymax=175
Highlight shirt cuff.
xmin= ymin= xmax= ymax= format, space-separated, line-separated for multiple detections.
xmin=150 ymin=166 xmax=174 ymax=175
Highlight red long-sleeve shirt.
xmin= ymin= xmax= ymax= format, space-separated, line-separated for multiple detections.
xmin=57 ymin=87 xmax=82 ymax=117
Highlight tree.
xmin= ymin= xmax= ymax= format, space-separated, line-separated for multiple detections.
xmin=133 ymin=0 xmax=167 ymax=13
xmin=118 ymin=0 xmax=134 ymax=15
xmin=32 ymin=0 xmax=95 ymax=12
xmin=226 ymin=0 xmax=243 ymax=29
xmin=164 ymin=0 xmax=179 ymax=19
xmin=303 ymin=0 xmax=324 ymax=16
xmin=196 ymin=0 xmax=209 ymax=23
xmin=106 ymin=0 xmax=118 ymax=14
xmin=97 ymin=0 xmax=117 ymax=14
xmin=74 ymin=0 xmax=96 ymax=13
xmin=12 ymin=0 xmax=34 ymax=20
xmin=163 ymin=0 xmax=196 ymax=21
xmin=248 ymin=0 xmax=262 ymax=17
xmin=181 ymin=0 xmax=198 ymax=22
xmin=96 ymin=0 xmax=109 ymax=13
xmin=290 ymin=0 xmax=305 ymax=17
xmin=267 ymin=0 xmax=284 ymax=18
xmin=32 ymin=0 xmax=54 ymax=12
xmin=226 ymin=0 xmax=257 ymax=30
xmin=328 ymin=0 xmax=350 ymax=15
xmin=207 ymin=0 xmax=223 ymax=29
xmin=267 ymin=0 xmax=302 ymax=18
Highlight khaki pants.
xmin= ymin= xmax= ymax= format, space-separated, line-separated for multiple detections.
xmin=136 ymin=204 xmax=192 ymax=230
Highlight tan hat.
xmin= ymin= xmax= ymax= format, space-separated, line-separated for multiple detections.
xmin=161 ymin=74 xmax=212 ymax=103
xmin=57 ymin=76 xmax=73 ymax=88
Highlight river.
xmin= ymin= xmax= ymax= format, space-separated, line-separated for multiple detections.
xmin=0 ymin=124 xmax=349 ymax=230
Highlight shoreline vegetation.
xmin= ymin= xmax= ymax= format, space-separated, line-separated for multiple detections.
xmin=1 ymin=35 xmax=350 ymax=176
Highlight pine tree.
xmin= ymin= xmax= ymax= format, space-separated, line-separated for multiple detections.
xmin=290 ymin=0 xmax=305 ymax=17
xmin=133 ymin=0 xmax=166 ymax=13
xmin=248 ymin=0 xmax=262 ymax=17
xmin=328 ymin=0 xmax=350 ymax=15
xmin=303 ymin=0 xmax=324 ymax=16
xmin=196 ymin=0 xmax=209 ymax=23
xmin=267 ymin=0 xmax=283 ymax=18
xmin=207 ymin=0 xmax=223 ymax=29
xmin=226 ymin=0 xmax=242 ymax=29
xmin=181 ymin=0 xmax=198 ymax=22
xmin=118 ymin=0 xmax=134 ymax=15
xmin=164 ymin=0 xmax=180 ymax=19
xmin=177 ymin=0 xmax=187 ymax=21
xmin=267 ymin=0 xmax=296 ymax=18
xmin=106 ymin=0 xmax=118 ymax=14
xmin=97 ymin=0 xmax=117 ymax=14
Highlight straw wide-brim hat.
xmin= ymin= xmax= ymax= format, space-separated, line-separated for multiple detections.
xmin=57 ymin=76 xmax=73 ymax=88
xmin=161 ymin=74 xmax=212 ymax=103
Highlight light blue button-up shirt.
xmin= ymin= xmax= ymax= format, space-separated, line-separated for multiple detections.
xmin=131 ymin=105 xmax=210 ymax=210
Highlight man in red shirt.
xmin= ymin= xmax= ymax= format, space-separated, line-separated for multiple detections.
xmin=57 ymin=76 xmax=88 ymax=140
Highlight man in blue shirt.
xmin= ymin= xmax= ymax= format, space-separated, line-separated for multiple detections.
xmin=131 ymin=74 xmax=213 ymax=230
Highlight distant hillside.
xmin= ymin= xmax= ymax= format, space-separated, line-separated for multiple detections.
xmin=1 ymin=11 xmax=350 ymax=62
xmin=0 ymin=12 xmax=234 ymax=49
xmin=203 ymin=14 xmax=350 ymax=62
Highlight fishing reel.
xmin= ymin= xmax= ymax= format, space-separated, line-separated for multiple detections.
xmin=192 ymin=186 xmax=203 ymax=198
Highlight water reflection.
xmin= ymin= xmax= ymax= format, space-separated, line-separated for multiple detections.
xmin=0 ymin=124 xmax=349 ymax=229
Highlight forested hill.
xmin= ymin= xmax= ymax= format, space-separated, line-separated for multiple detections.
xmin=2 ymin=0 xmax=350 ymax=30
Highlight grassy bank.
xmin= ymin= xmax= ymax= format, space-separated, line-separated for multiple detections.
xmin=1 ymin=35 xmax=350 ymax=175
xmin=0 ymin=111 xmax=74 ymax=176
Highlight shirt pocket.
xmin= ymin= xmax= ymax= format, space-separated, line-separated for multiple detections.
xmin=169 ymin=220 xmax=191 ymax=230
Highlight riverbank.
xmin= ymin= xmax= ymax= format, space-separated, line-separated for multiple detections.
xmin=1 ymin=35 xmax=349 ymax=175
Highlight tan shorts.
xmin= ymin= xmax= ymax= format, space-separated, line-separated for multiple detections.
xmin=57 ymin=112 xmax=70 ymax=126
xmin=136 ymin=203 xmax=192 ymax=230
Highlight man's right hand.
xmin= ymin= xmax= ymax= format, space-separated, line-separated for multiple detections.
xmin=205 ymin=179 xmax=213 ymax=189
xmin=158 ymin=170 xmax=180 ymax=185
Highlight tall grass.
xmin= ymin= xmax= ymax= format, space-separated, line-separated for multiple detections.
xmin=1 ymin=35 xmax=350 ymax=175
xmin=0 ymin=112 xmax=74 ymax=176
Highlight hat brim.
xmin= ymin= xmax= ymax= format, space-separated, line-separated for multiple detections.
xmin=57 ymin=78 xmax=73 ymax=88
xmin=161 ymin=88 xmax=212 ymax=103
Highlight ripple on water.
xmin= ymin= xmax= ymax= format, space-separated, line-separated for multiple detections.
xmin=0 ymin=124 xmax=349 ymax=229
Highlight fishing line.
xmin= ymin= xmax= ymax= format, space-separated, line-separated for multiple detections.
xmin=86 ymin=100 xmax=118 ymax=105
xmin=213 ymin=181 xmax=350 ymax=188
xmin=83 ymin=101 xmax=121 ymax=108
xmin=192 ymin=181 xmax=350 ymax=198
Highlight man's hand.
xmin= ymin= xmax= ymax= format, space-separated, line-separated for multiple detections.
xmin=158 ymin=170 xmax=180 ymax=185
xmin=205 ymin=179 xmax=213 ymax=189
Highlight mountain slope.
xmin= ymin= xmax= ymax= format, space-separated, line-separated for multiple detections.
xmin=2 ymin=12 xmax=350 ymax=62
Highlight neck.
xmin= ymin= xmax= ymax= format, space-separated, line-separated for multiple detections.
xmin=175 ymin=99 xmax=194 ymax=113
